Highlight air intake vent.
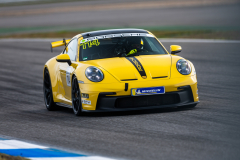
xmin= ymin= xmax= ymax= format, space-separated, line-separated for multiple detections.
xmin=121 ymin=79 xmax=138 ymax=81
xmin=152 ymin=76 xmax=168 ymax=79
xmin=115 ymin=94 xmax=180 ymax=108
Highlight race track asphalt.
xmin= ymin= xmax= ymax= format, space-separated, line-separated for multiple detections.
xmin=1 ymin=0 xmax=240 ymax=33
xmin=0 ymin=40 xmax=240 ymax=160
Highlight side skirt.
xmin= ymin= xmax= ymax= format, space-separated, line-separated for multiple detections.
xmin=56 ymin=102 xmax=72 ymax=108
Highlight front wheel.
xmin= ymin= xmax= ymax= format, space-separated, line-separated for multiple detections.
xmin=72 ymin=76 xmax=82 ymax=116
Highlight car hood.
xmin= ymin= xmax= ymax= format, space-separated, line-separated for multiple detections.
xmin=88 ymin=55 xmax=172 ymax=81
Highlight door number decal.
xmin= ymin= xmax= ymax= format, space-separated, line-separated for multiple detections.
xmin=66 ymin=67 xmax=72 ymax=86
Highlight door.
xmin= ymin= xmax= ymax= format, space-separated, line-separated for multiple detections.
xmin=58 ymin=38 xmax=78 ymax=100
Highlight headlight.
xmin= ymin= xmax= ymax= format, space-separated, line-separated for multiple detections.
xmin=176 ymin=59 xmax=191 ymax=75
xmin=85 ymin=66 xmax=104 ymax=82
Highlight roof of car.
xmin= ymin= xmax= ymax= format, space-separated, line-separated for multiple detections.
xmin=81 ymin=29 xmax=148 ymax=38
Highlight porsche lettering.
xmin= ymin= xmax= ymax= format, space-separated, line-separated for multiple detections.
xmin=126 ymin=57 xmax=147 ymax=78
xmin=129 ymin=57 xmax=143 ymax=71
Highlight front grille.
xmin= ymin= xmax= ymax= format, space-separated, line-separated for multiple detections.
xmin=115 ymin=93 xmax=180 ymax=108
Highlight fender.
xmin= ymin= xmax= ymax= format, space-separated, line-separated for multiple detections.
xmin=44 ymin=57 xmax=63 ymax=102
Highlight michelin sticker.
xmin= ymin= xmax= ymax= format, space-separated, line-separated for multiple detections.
xmin=82 ymin=99 xmax=91 ymax=105
xmin=131 ymin=86 xmax=165 ymax=96
xmin=66 ymin=66 xmax=72 ymax=87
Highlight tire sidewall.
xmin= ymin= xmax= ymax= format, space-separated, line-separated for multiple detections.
xmin=43 ymin=68 xmax=56 ymax=110
xmin=72 ymin=76 xmax=82 ymax=116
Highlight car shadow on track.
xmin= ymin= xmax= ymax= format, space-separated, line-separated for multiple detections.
xmin=56 ymin=106 xmax=197 ymax=117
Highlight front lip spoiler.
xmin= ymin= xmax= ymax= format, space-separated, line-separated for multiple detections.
xmin=82 ymin=101 xmax=199 ymax=113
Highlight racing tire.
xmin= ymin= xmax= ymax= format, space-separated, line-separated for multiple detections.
xmin=43 ymin=68 xmax=57 ymax=111
xmin=72 ymin=76 xmax=82 ymax=116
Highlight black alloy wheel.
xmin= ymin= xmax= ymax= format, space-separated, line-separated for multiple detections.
xmin=72 ymin=76 xmax=82 ymax=116
xmin=43 ymin=68 xmax=56 ymax=110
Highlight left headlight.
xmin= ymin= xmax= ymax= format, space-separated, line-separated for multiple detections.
xmin=85 ymin=66 xmax=104 ymax=82
xmin=176 ymin=59 xmax=191 ymax=75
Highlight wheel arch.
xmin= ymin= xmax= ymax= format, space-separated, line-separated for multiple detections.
xmin=71 ymin=73 xmax=81 ymax=94
xmin=43 ymin=57 xmax=59 ymax=102
xmin=72 ymin=73 xmax=76 ymax=82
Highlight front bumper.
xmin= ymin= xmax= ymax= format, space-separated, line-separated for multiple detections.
xmin=82 ymin=101 xmax=199 ymax=112
xmin=82 ymin=86 xmax=199 ymax=112
xmin=80 ymin=75 xmax=199 ymax=111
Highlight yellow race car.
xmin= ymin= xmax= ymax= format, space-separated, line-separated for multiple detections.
xmin=43 ymin=29 xmax=199 ymax=116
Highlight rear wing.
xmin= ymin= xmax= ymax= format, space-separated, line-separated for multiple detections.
xmin=50 ymin=38 xmax=70 ymax=52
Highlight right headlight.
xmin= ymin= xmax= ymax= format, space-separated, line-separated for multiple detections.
xmin=176 ymin=59 xmax=191 ymax=75
xmin=85 ymin=66 xmax=104 ymax=82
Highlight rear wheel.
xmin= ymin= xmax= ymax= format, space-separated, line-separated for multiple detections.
xmin=72 ymin=76 xmax=82 ymax=116
xmin=43 ymin=68 xmax=57 ymax=111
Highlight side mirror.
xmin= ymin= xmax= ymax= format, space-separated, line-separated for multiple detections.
xmin=170 ymin=45 xmax=182 ymax=54
xmin=56 ymin=54 xmax=71 ymax=66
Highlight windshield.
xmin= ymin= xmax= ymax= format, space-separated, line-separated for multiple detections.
xmin=79 ymin=33 xmax=167 ymax=61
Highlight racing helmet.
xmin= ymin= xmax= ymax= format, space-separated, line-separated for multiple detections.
xmin=126 ymin=37 xmax=143 ymax=51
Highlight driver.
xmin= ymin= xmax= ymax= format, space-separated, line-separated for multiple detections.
xmin=126 ymin=38 xmax=143 ymax=56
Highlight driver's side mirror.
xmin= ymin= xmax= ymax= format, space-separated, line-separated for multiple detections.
xmin=170 ymin=45 xmax=182 ymax=54
xmin=56 ymin=54 xmax=71 ymax=66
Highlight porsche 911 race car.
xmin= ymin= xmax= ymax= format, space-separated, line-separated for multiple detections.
xmin=43 ymin=29 xmax=199 ymax=116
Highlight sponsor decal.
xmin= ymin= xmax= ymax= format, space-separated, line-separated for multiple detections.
xmin=131 ymin=86 xmax=165 ymax=96
xmin=81 ymin=93 xmax=89 ymax=98
xmin=66 ymin=66 xmax=72 ymax=86
xmin=78 ymin=80 xmax=84 ymax=84
xmin=126 ymin=57 xmax=147 ymax=78
xmin=82 ymin=99 xmax=91 ymax=105
xmin=80 ymin=39 xmax=100 ymax=49
xmin=80 ymin=39 xmax=86 ymax=43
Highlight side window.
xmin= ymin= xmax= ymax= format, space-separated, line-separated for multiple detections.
xmin=64 ymin=38 xmax=78 ymax=61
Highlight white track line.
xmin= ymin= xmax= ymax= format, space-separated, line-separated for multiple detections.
xmin=158 ymin=38 xmax=240 ymax=43
xmin=31 ymin=157 xmax=117 ymax=160
xmin=0 ymin=140 xmax=48 ymax=149
xmin=0 ymin=139 xmax=117 ymax=160
xmin=0 ymin=38 xmax=58 ymax=42
xmin=0 ymin=38 xmax=239 ymax=43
